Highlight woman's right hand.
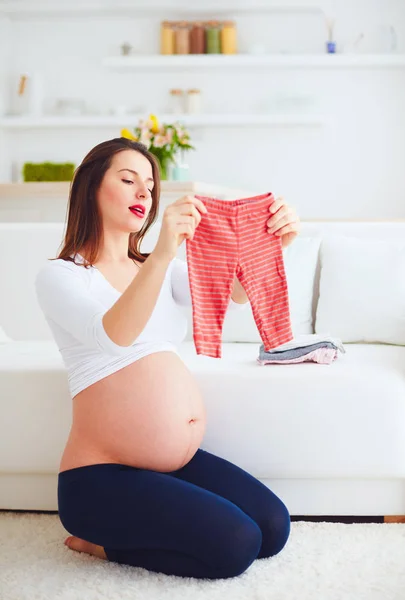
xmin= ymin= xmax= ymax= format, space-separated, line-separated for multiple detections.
xmin=153 ymin=195 xmax=208 ymax=261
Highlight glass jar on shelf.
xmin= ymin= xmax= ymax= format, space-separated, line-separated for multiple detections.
xmin=186 ymin=89 xmax=202 ymax=114
xmin=190 ymin=22 xmax=205 ymax=54
xmin=221 ymin=20 xmax=237 ymax=54
xmin=206 ymin=20 xmax=222 ymax=54
xmin=175 ymin=21 xmax=190 ymax=54
xmin=160 ymin=21 xmax=175 ymax=55
xmin=169 ymin=88 xmax=185 ymax=114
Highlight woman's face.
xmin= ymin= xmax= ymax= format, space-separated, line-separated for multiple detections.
xmin=97 ymin=149 xmax=155 ymax=232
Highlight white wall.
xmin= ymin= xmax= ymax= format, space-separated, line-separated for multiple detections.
xmin=1 ymin=0 xmax=405 ymax=218
xmin=0 ymin=14 xmax=11 ymax=178
xmin=0 ymin=15 xmax=10 ymax=111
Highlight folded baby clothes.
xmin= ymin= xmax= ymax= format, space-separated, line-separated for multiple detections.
xmin=264 ymin=333 xmax=346 ymax=354
xmin=257 ymin=334 xmax=345 ymax=366
xmin=258 ymin=347 xmax=339 ymax=365
xmin=258 ymin=341 xmax=338 ymax=361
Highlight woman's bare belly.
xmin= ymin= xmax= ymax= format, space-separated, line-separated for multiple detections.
xmin=59 ymin=351 xmax=207 ymax=474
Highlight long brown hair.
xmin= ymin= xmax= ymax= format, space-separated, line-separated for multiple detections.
xmin=53 ymin=137 xmax=161 ymax=268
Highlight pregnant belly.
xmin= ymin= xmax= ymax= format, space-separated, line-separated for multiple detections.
xmin=59 ymin=351 xmax=207 ymax=474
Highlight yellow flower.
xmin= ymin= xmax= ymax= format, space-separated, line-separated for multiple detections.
xmin=149 ymin=114 xmax=159 ymax=134
xmin=121 ymin=128 xmax=136 ymax=140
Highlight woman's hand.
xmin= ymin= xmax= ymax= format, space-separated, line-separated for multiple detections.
xmin=153 ymin=195 xmax=207 ymax=262
xmin=266 ymin=196 xmax=300 ymax=249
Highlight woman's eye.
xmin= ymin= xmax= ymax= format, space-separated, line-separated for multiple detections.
xmin=122 ymin=179 xmax=152 ymax=195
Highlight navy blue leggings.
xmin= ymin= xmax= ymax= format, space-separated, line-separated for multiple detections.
xmin=58 ymin=448 xmax=290 ymax=580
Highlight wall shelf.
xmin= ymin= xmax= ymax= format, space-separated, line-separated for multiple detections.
xmin=0 ymin=1 xmax=321 ymax=17
xmin=0 ymin=181 xmax=255 ymax=200
xmin=102 ymin=54 xmax=405 ymax=70
xmin=0 ymin=114 xmax=326 ymax=129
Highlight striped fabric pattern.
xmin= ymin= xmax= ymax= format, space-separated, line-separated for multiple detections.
xmin=186 ymin=193 xmax=294 ymax=358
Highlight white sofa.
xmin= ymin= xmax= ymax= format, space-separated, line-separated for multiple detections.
xmin=1 ymin=220 xmax=404 ymax=517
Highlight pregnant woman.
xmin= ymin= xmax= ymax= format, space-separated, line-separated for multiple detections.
xmin=35 ymin=137 xmax=300 ymax=580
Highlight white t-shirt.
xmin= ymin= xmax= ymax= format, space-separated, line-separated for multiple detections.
xmin=34 ymin=254 xmax=247 ymax=399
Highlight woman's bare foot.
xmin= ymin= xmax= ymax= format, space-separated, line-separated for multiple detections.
xmin=64 ymin=536 xmax=107 ymax=560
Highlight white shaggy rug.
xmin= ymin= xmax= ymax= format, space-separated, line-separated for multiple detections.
xmin=1 ymin=512 xmax=405 ymax=600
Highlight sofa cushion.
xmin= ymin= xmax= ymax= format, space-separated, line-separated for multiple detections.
xmin=315 ymin=235 xmax=405 ymax=345
xmin=0 ymin=224 xmax=66 ymax=341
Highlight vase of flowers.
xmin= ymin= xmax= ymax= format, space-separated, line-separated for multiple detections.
xmin=121 ymin=114 xmax=194 ymax=180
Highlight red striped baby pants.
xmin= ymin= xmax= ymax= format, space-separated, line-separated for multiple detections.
xmin=186 ymin=192 xmax=294 ymax=358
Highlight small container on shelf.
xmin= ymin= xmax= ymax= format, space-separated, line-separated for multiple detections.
xmin=221 ymin=20 xmax=237 ymax=54
xmin=205 ymin=21 xmax=222 ymax=54
xmin=186 ymin=89 xmax=202 ymax=114
xmin=190 ymin=22 xmax=205 ymax=54
xmin=175 ymin=21 xmax=190 ymax=54
xmin=120 ymin=41 xmax=133 ymax=56
xmin=160 ymin=21 xmax=175 ymax=55
xmin=169 ymin=88 xmax=185 ymax=114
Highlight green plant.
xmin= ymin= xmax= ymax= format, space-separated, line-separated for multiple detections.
xmin=22 ymin=162 xmax=75 ymax=182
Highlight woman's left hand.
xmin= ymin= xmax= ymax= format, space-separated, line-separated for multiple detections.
xmin=267 ymin=196 xmax=301 ymax=249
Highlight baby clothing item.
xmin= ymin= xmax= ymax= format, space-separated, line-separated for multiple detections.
xmin=258 ymin=347 xmax=339 ymax=365
xmin=261 ymin=333 xmax=346 ymax=355
xmin=257 ymin=334 xmax=345 ymax=366
xmin=34 ymin=254 xmax=246 ymax=398
xmin=186 ymin=192 xmax=294 ymax=358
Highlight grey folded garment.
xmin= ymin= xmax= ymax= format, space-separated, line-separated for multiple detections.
xmin=259 ymin=341 xmax=340 ymax=362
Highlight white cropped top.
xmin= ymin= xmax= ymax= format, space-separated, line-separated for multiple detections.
xmin=34 ymin=254 xmax=247 ymax=399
